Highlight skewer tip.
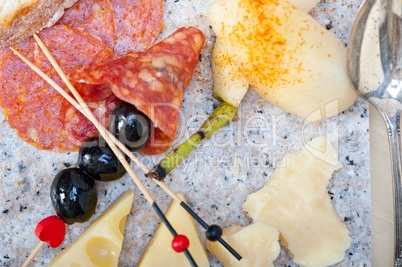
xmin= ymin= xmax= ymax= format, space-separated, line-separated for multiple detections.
xmin=146 ymin=165 xmax=166 ymax=181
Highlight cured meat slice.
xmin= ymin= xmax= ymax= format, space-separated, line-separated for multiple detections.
xmin=0 ymin=25 xmax=117 ymax=152
xmin=58 ymin=0 xmax=116 ymax=49
xmin=141 ymin=127 xmax=174 ymax=156
xmin=63 ymin=83 xmax=120 ymax=148
xmin=111 ymin=0 xmax=164 ymax=57
xmin=69 ymin=27 xmax=205 ymax=155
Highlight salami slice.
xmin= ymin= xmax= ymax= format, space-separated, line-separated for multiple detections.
xmin=63 ymin=83 xmax=120 ymax=148
xmin=111 ymin=0 xmax=164 ymax=57
xmin=0 ymin=25 xmax=117 ymax=152
xmin=58 ymin=0 xmax=116 ymax=50
xmin=69 ymin=27 xmax=205 ymax=155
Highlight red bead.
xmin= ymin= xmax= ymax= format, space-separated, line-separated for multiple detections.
xmin=35 ymin=216 xmax=66 ymax=248
xmin=171 ymin=235 xmax=190 ymax=252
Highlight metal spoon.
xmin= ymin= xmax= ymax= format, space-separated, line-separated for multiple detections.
xmin=347 ymin=0 xmax=401 ymax=264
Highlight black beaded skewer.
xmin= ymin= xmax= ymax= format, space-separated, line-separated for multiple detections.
xmin=181 ymin=202 xmax=242 ymax=260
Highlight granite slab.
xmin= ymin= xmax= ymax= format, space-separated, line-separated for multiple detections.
xmin=0 ymin=0 xmax=370 ymax=266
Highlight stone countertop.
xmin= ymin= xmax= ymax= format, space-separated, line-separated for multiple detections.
xmin=0 ymin=0 xmax=370 ymax=266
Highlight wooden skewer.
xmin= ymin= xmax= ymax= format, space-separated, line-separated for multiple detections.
xmin=33 ymin=33 xmax=184 ymax=203
xmin=34 ymin=34 xmax=152 ymax=173
xmin=12 ymin=47 xmax=197 ymax=267
xmin=12 ymin=45 xmax=159 ymax=202
xmin=21 ymin=241 xmax=45 ymax=267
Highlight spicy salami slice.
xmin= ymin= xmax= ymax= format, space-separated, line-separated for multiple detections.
xmin=58 ymin=0 xmax=116 ymax=50
xmin=63 ymin=83 xmax=120 ymax=148
xmin=69 ymin=27 xmax=205 ymax=155
xmin=0 ymin=25 xmax=117 ymax=152
xmin=141 ymin=127 xmax=173 ymax=155
xmin=111 ymin=0 xmax=164 ymax=57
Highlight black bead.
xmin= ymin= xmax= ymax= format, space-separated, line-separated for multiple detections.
xmin=206 ymin=224 xmax=223 ymax=242
xmin=50 ymin=168 xmax=98 ymax=225
xmin=78 ymin=136 xmax=127 ymax=182
xmin=109 ymin=101 xmax=152 ymax=152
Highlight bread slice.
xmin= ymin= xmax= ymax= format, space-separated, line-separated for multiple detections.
xmin=0 ymin=0 xmax=79 ymax=47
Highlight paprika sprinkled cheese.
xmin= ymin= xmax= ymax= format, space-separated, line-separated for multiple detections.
xmin=208 ymin=0 xmax=357 ymax=122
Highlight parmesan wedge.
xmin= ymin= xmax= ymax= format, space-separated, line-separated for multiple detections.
xmin=207 ymin=223 xmax=280 ymax=267
xmin=242 ymin=137 xmax=351 ymax=266
xmin=210 ymin=0 xmax=319 ymax=108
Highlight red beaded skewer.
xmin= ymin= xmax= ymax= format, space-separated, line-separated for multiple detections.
xmin=172 ymin=235 xmax=190 ymax=253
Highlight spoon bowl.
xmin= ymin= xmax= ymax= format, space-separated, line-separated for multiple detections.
xmin=347 ymin=0 xmax=402 ymax=264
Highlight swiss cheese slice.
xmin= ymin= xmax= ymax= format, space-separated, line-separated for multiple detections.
xmin=138 ymin=193 xmax=209 ymax=267
xmin=47 ymin=190 xmax=134 ymax=267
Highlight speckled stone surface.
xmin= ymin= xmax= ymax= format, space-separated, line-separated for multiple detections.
xmin=0 ymin=0 xmax=370 ymax=266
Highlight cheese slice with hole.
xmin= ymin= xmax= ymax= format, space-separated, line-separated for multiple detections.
xmin=47 ymin=190 xmax=134 ymax=267
xmin=138 ymin=193 xmax=209 ymax=267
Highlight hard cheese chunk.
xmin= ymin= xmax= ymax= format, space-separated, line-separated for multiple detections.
xmin=207 ymin=0 xmax=357 ymax=122
xmin=242 ymin=137 xmax=351 ymax=267
xmin=210 ymin=0 xmax=318 ymax=108
xmin=212 ymin=38 xmax=249 ymax=107
xmin=138 ymin=193 xmax=209 ymax=267
xmin=48 ymin=190 xmax=134 ymax=267
xmin=207 ymin=223 xmax=280 ymax=267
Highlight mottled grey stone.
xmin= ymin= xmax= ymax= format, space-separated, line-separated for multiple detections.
xmin=0 ymin=0 xmax=370 ymax=266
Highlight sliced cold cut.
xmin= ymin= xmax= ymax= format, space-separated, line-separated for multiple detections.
xmin=111 ymin=0 xmax=164 ymax=57
xmin=0 ymin=25 xmax=118 ymax=152
xmin=69 ymin=27 xmax=205 ymax=154
xmin=58 ymin=0 xmax=116 ymax=50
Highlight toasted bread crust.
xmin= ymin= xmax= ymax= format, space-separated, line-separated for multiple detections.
xmin=0 ymin=0 xmax=79 ymax=47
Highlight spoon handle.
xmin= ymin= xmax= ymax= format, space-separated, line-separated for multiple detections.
xmin=384 ymin=111 xmax=402 ymax=266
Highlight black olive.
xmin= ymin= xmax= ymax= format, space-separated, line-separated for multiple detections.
xmin=109 ymin=101 xmax=152 ymax=151
xmin=50 ymin=168 xmax=97 ymax=225
xmin=78 ymin=136 xmax=127 ymax=182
